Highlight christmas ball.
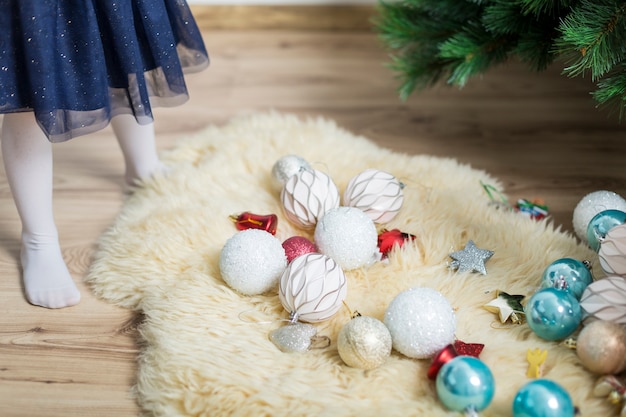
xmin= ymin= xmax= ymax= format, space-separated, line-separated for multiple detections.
xmin=281 ymin=168 xmax=340 ymax=229
xmin=278 ymin=252 xmax=347 ymax=323
xmin=576 ymin=320 xmax=626 ymax=375
xmin=572 ymin=190 xmax=626 ymax=243
xmin=384 ymin=287 xmax=456 ymax=359
xmin=282 ymin=236 xmax=317 ymax=263
xmin=436 ymin=356 xmax=495 ymax=414
xmin=337 ymin=315 xmax=392 ymax=370
xmin=586 ymin=209 xmax=626 ymax=252
xmin=269 ymin=322 xmax=318 ymax=353
xmin=343 ymin=169 xmax=404 ymax=223
xmin=512 ymin=379 xmax=575 ymax=417
xmin=580 ymin=276 xmax=626 ymax=324
xmin=271 ymin=154 xmax=311 ymax=185
xmin=219 ymin=229 xmax=287 ymax=295
xmin=525 ymin=288 xmax=582 ymax=341
xmin=314 ymin=206 xmax=378 ymax=270
xmin=539 ymin=258 xmax=592 ymax=300
xmin=599 ymin=223 xmax=626 ymax=277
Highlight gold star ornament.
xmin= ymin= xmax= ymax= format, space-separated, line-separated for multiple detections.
xmin=483 ymin=290 xmax=525 ymax=324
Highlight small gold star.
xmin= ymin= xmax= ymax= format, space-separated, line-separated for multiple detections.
xmin=484 ymin=290 xmax=525 ymax=324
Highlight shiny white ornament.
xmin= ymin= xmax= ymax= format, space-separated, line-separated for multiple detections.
xmin=599 ymin=223 xmax=626 ymax=277
xmin=314 ymin=206 xmax=378 ymax=270
xmin=281 ymin=168 xmax=340 ymax=229
xmin=384 ymin=287 xmax=457 ymax=359
xmin=278 ymin=252 xmax=347 ymax=323
xmin=572 ymin=190 xmax=626 ymax=243
xmin=343 ymin=169 xmax=404 ymax=223
xmin=219 ymin=229 xmax=287 ymax=295
xmin=337 ymin=315 xmax=392 ymax=370
xmin=271 ymin=154 xmax=311 ymax=185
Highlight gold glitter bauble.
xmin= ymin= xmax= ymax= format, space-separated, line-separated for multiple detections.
xmin=576 ymin=320 xmax=626 ymax=375
xmin=337 ymin=316 xmax=392 ymax=370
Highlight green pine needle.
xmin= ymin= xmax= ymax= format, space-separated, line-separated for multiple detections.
xmin=558 ymin=0 xmax=626 ymax=80
xmin=374 ymin=0 xmax=626 ymax=117
xmin=593 ymin=65 xmax=626 ymax=118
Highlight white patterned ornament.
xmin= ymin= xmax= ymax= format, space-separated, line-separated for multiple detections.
xmin=271 ymin=154 xmax=311 ymax=185
xmin=343 ymin=169 xmax=404 ymax=223
xmin=281 ymin=168 xmax=340 ymax=229
xmin=384 ymin=287 xmax=457 ymax=359
xmin=278 ymin=252 xmax=347 ymax=323
xmin=314 ymin=206 xmax=379 ymax=270
xmin=219 ymin=229 xmax=287 ymax=295
xmin=599 ymin=223 xmax=626 ymax=277
xmin=572 ymin=190 xmax=626 ymax=243
xmin=580 ymin=276 xmax=626 ymax=324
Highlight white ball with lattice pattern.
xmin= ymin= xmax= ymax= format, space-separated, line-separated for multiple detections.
xmin=343 ymin=169 xmax=404 ymax=223
xmin=281 ymin=168 xmax=340 ymax=229
xmin=278 ymin=252 xmax=347 ymax=323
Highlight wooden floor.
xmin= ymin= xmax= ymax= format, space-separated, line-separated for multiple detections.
xmin=2 ymin=21 xmax=626 ymax=417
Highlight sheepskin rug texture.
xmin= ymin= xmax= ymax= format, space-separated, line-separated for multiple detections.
xmin=86 ymin=112 xmax=610 ymax=417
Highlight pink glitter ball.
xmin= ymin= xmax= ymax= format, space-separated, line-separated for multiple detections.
xmin=282 ymin=236 xmax=317 ymax=263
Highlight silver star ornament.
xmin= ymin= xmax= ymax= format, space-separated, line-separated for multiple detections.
xmin=449 ymin=240 xmax=494 ymax=275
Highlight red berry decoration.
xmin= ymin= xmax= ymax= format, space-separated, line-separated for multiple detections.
xmin=282 ymin=236 xmax=317 ymax=263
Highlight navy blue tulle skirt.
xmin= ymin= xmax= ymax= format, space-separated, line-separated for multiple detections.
xmin=0 ymin=0 xmax=209 ymax=142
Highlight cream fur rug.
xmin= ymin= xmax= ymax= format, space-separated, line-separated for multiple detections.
xmin=86 ymin=112 xmax=610 ymax=417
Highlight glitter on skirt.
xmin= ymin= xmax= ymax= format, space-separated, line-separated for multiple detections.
xmin=0 ymin=0 xmax=209 ymax=142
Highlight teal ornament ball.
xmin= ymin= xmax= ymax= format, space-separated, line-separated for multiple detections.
xmin=512 ymin=379 xmax=575 ymax=417
xmin=436 ymin=356 xmax=495 ymax=414
xmin=525 ymin=288 xmax=581 ymax=341
xmin=539 ymin=258 xmax=592 ymax=300
xmin=586 ymin=209 xmax=626 ymax=252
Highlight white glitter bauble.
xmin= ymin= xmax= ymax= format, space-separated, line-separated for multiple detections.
xmin=314 ymin=206 xmax=378 ymax=270
xmin=219 ymin=229 xmax=287 ymax=295
xmin=338 ymin=315 xmax=392 ymax=370
xmin=281 ymin=168 xmax=340 ymax=229
xmin=573 ymin=190 xmax=626 ymax=242
xmin=384 ymin=287 xmax=457 ymax=359
xmin=278 ymin=252 xmax=347 ymax=323
xmin=343 ymin=169 xmax=404 ymax=223
xmin=271 ymin=154 xmax=311 ymax=185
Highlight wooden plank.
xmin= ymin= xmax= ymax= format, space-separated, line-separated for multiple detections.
xmin=190 ymin=5 xmax=377 ymax=30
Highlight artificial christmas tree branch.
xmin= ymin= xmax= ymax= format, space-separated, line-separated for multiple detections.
xmin=375 ymin=0 xmax=626 ymax=117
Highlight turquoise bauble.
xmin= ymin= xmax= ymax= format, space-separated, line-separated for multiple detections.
xmin=587 ymin=209 xmax=626 ymax=252
xmin=525 ymin=288 xmax=581 ymax=341
xmin=512 ymin=379 xmax=575 ymax=417
xmin=436 ymin=356 xmax=495 ymax=413
xmin=539 ymin=258 xmax=592 ymax=300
